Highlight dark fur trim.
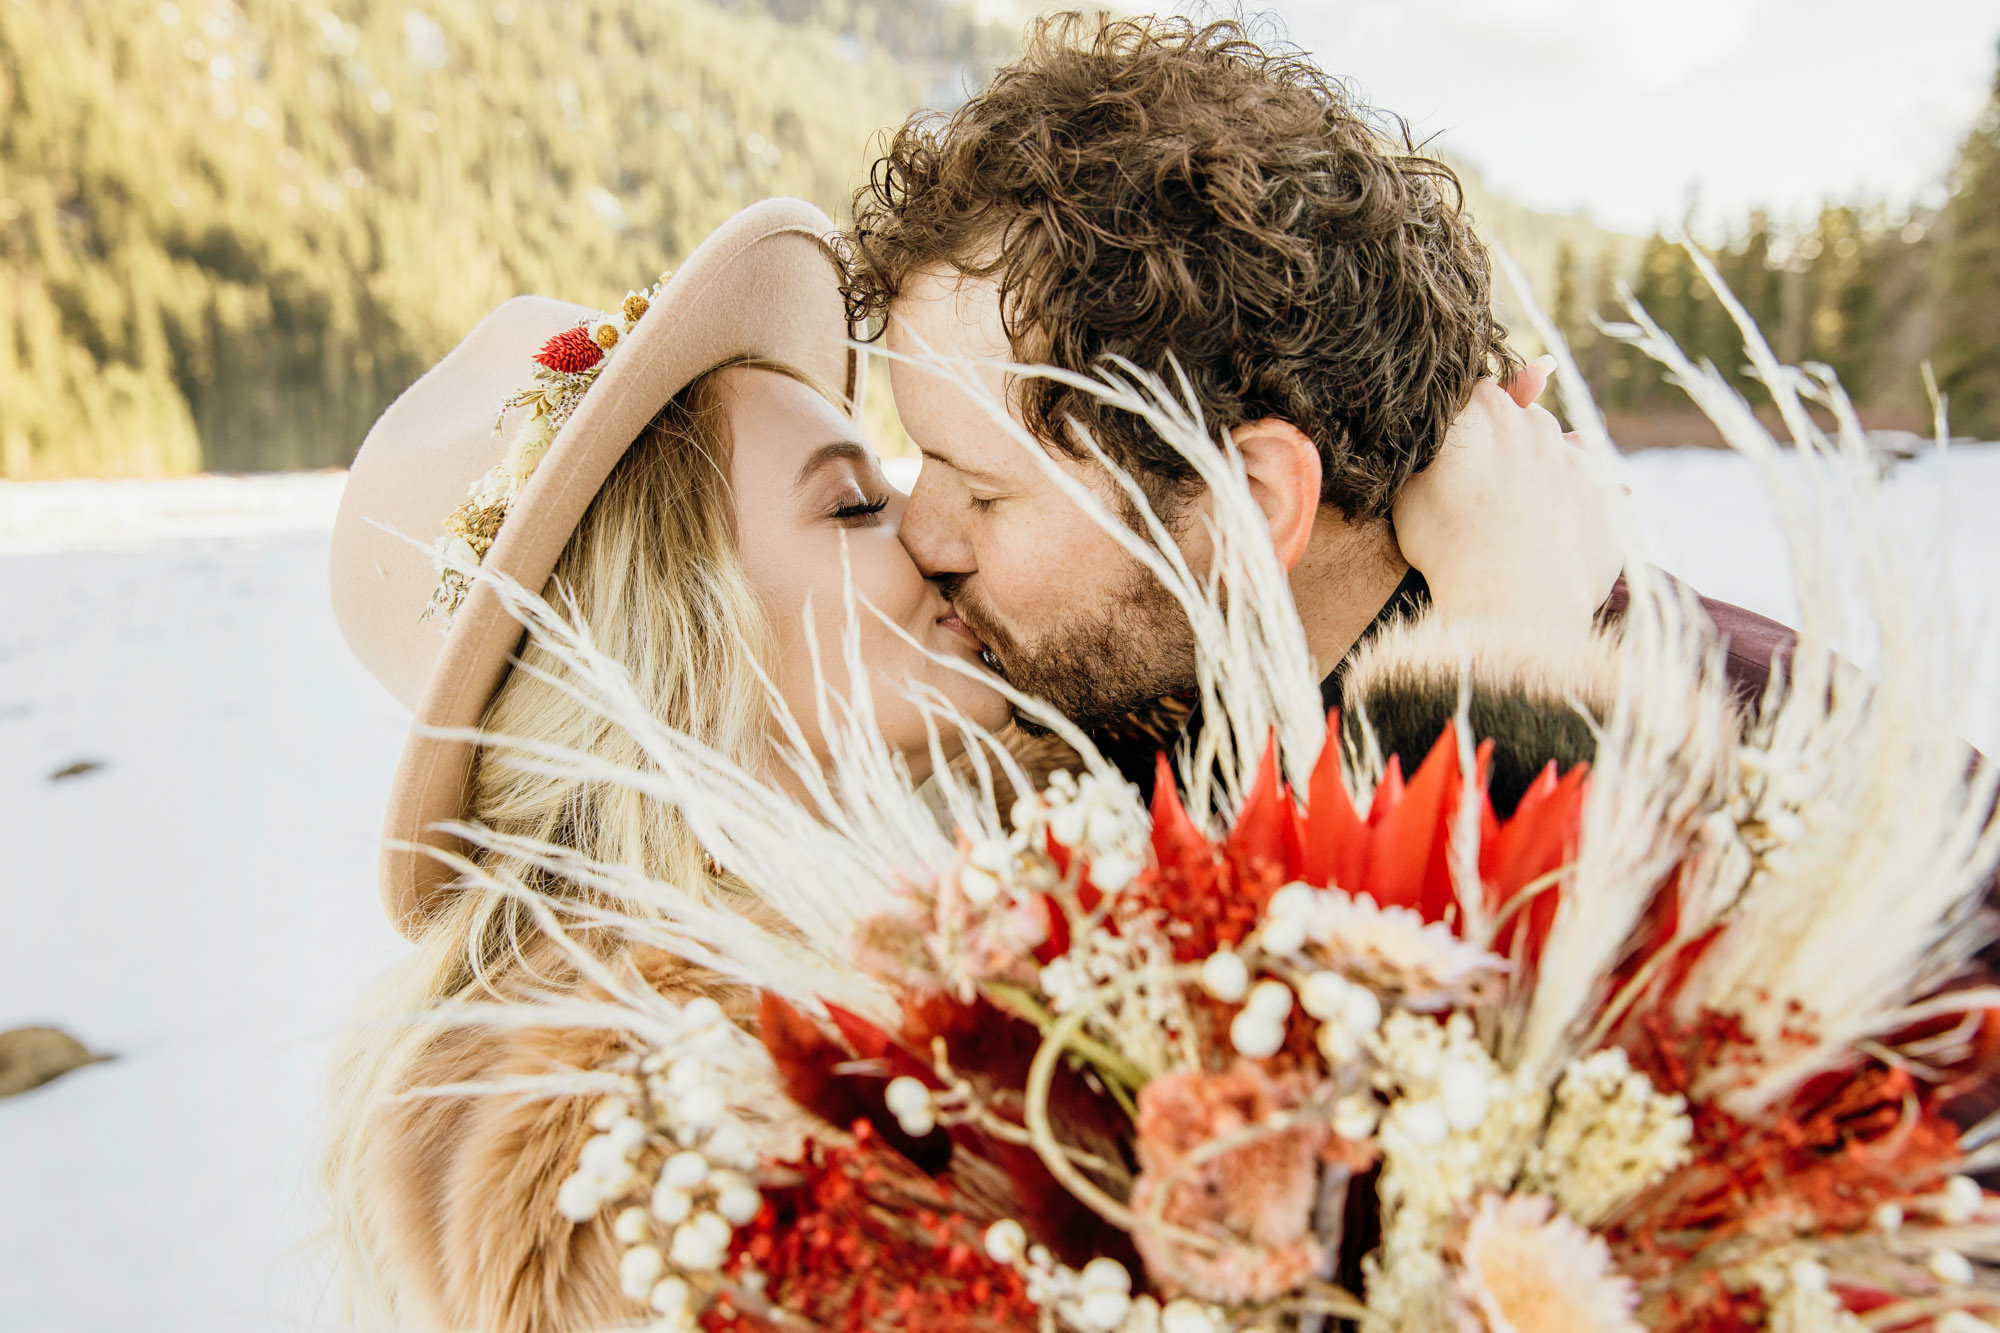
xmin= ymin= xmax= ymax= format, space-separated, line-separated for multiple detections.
xmin=1340 ymin=618 xmax=1622 ymax=816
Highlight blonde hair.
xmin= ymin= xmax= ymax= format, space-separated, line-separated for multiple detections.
xmin=320 ymin=359 xmax=819 ymax=1321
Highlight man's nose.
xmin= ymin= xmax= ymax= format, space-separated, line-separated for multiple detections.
xmin=899 ymin=468 xmax=974 ymax=579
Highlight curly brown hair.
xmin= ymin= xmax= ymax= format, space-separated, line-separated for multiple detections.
xmin=845 ymin=12 xmax=1518 ymax=520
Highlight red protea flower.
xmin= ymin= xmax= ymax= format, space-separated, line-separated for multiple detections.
xmin=533 ymin=325 xmax=604 ymax=374
xmin=1130 ymin=711 xmax=1589 ymax=964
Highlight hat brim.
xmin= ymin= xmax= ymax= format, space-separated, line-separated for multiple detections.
xmin=338 ymin=198 xmax=854 ymax=937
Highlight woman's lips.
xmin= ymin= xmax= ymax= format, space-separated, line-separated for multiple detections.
xmin=937 ymin=610 xmax=984 ymax=649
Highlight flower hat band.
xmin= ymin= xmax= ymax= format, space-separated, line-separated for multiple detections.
xmin=426 ymin=276 xmax=671 ymax=624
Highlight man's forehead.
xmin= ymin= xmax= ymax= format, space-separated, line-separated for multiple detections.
xmin=887 ymin=266 xmax=1009 ymax=359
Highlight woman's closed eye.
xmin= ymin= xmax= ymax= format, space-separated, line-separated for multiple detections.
xmin=831 ymin=493 xmax=890 ymax=524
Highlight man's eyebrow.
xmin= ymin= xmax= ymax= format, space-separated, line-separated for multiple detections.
xmin=920 ymin=447 xmax=1004 ymax=485
xmin=792 ymin=440 xmax=873 ymax=490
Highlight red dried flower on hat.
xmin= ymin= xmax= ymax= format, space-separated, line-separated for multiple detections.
xmin=534 ymin=325 xmax=604 ymax=375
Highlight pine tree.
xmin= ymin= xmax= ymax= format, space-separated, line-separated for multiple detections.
xmin=0 ymin=0 xmax=998 ymax=477
xmin=1934 ymin=41 xmax=2000 ymax=438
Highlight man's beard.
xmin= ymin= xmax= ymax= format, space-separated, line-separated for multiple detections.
xmin=935 ymin=566 xmax=1199 ymax=732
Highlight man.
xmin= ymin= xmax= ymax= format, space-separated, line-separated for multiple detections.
xmin=843 ymin=13 xmax=1793 ymax=783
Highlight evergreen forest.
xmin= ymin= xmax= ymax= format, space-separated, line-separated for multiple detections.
xmin=2 ymin=3 xmax=1995 ymax=477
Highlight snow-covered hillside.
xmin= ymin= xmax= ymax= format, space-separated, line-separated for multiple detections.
xmin=3 ymin=452 xmax=1998 ymax=1332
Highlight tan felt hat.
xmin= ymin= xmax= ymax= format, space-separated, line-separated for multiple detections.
xmin=330 ymin=197 xmax=856 ymax=937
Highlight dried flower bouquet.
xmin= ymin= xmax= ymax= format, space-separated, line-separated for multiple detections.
xmin=436 ymin=270 xmax=2000 ymax=1333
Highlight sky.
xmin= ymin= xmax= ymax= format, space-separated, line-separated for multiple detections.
xmin=1246 ymin=0 xmax=2000 ymax=236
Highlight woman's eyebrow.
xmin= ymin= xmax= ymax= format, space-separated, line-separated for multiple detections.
xmin=791 ymin=440 xmax=872 ymax=491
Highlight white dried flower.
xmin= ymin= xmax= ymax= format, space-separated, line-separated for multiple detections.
xmin=1519 ymin=1048 xmax=1692 ymax=1227
xmin=1303 ymin=889 xmax=1507 ymax=1008
xmin=1439 ymin=1059 xmax=1494 ymax=1133
xmin=1446 ymin=1193 xmax=1642 ymax=1333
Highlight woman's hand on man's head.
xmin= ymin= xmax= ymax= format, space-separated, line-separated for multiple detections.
xmin=1392 ymin=355 xmax=1630 ymax=634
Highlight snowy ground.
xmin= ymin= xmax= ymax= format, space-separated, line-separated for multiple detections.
xmin=3 ymin=451 xmax=1999 ymax=1333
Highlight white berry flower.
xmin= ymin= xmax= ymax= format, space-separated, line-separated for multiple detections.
xmin=1940 ymin=1174 xmax=1985 ymax=1224
xmin=1079 ymin=1257 xmax=1132 ymax=1293
xmin=607 ymin=1116 xmax=649 ymax=1155
xmin=613 ymin=1206 xmax=651 ymax=1244
xmin=1229 ymin=1008 xmax=1286 ymax=1059
xmin=1199 ymin=950 xmax=1249 ymax=1003
xmin=650 ymin=1182 xmax=693 ymax=1225
xmin=885 ymin=1075 xmax=936 ymax=1136
xmin=713 ymin=1175 xmax=762 ymax=1225
xmin=556 ymin=1173 xmax=602 ymax=1224
xmin=662 ymin=1150 xmax=709 ymax=1191
xmin=1088 ymin=851 xmax=1143 ymax=892
xmin=1930 ymin=1248 xmax=1975 ymax=1286
xmin=668 ymin=1211 xmax=733 ymax=1272
xmin=1245 ymin=978 xmax=1294 ymax=1019
xmin=619 ymin=1244 xmax=665 ymax=1300
xmin=1077 ymin=1288 xmax=1132 ymax=1330
xmin=1297 ymin=970 xmax=1352 ymax=1020
xmin=959 ymin=863 xmax=1002 ymax=906
xmin=985 ymin=1219 xmax=1027 ymax=1265
xmin=988 ymin=1216 xmax=1032 ymax=1256
xmin=679 ymin=996 xmax=723 ymax=1030
xmin=649 ymin=1275 xmax=692 ymax=1317
xmin=703 ymin=1120 xmax=754 ymax=1170
xmin=675 ymin=1085 xmax=725 ymax=1134
xmin=1160 ymin=1299 xmax=1221 ymax=1333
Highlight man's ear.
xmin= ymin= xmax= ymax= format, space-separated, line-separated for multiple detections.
xmin=1230 ymin=418 xmax=1322 ymax=571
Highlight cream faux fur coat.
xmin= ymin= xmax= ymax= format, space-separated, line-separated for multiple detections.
xmin=357 ymin=943 xmax=726 ymax=1333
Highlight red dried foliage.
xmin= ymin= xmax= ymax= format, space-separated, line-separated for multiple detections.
xmin=1616 ymin=1010 xmax=1966 ymax=1331
xmin=533 ymin=324 xmax=604 ymax=374
xmin=703 ymin=1122 xmax=1041 ymax=1333
xmin=757 ymin=993 xmax=1137 ymax=1270
xmin=1126 ymin=713 xmax=1587 ymax=964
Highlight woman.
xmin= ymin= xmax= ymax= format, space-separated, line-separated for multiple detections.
xmin=320 ymin=198 xmax=1608 ymax=1331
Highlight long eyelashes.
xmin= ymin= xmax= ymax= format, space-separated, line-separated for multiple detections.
xmin=832 ymin=496 xmax=891 ymax=522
